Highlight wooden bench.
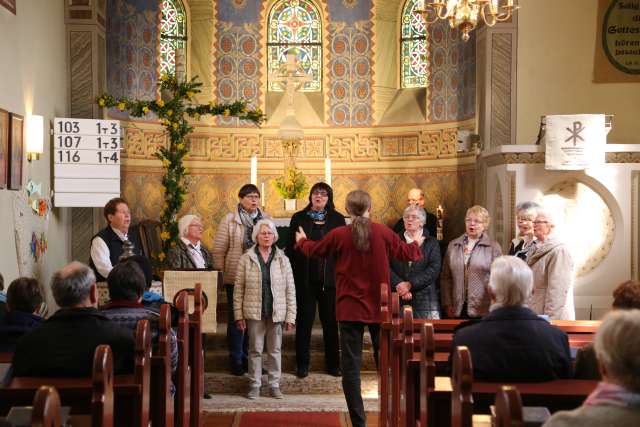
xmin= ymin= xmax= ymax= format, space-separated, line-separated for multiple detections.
xmin=1 ymin=385 xmax=63 ymax=427
xmin=0 ymin=345 xmax=114 ymax=427
xmin=173 ymin=282 xmax=205 ymax=427
xmin=6 ymin=320 xmax=150 ymax=427
xmin=174 ymin=291 xmax=191 ymax=427
xmin=151 ymin=303 xmax=174 ymax=427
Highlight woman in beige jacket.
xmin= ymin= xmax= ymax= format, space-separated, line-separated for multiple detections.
xmin=527 ymin=207 xmax=575 ymax=320
xmin=234 ymin=219 xmax=296 ymax=400
xmin=441 ymin=205 xmax=502 ymax=318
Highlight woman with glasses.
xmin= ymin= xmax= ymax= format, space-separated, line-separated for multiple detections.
xmin=286 ymin=182 xmax=345 ymax=378
xmin=527 ymin=207 xmax=575 ymax=320
xmin=167 ymin=214 xmax=213 ymax=269
xmin=441 ymin=205 xmax=502 ymax=318
xmin=234 ymin=219 xmax=296 ymax=399
xmin=390 ymin=205 xmax=442 ymax=319
xmin=508 ymin=201 xmax=540 ymax=261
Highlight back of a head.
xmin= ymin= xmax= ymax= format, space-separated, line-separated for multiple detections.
xmin=488 ymin=256 xmax=533 ymax=307
xmin=612 ymin=280 xmax=640 ymax=310
xmin=346 ymin=190 xmax=371 ymax=251
xmin=51 ymin=262 xmax=96 ymax=308
xmin=107 ymin=260 xmax=146 ymax=302
xmin=126 ymin=255 xmax=153 ymax=289
xmin=594 ymin=309 xmax=640 ymax=393
xmin=7 ymin=277 xmax=43 ymax=313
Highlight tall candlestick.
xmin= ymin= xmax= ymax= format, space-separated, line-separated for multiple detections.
xmin=436 ymin=204 xmax=444 ymax=241
xmin=261 ymin=182 xmax=265 ymax=207
xmin=325 ymin=157 xmax=332 ymax=187
xmin=250 ymin=156 xmax=257 ymax=185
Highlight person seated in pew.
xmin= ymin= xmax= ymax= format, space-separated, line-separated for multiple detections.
xmin=451 ymin=256 xmax=572 ymax=382
xmin=102 ymin=260 xmax=178 ymax=374
xmin=574 ymin=280 xmax=640 ymax=380
xmin=543 ymin=310 xmax=640 ymax=427
xmin=0 ymin=278 xmax=44 ymax=352
xmin=10 ymin=262 xmax=135 ymax=377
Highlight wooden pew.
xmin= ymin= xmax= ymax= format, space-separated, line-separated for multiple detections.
xmin=173 ymin=282 xmax=205 ymax=427
xmin=150 ymin=303 xmax=174 ymax=427
xmin=426 ymin=347 xmax=599 ymax=427
xmin=174 ymin=291 xmax=191 ymax=427
xmin=493 ymin=386 xmax=523 ymax=427
xmin=379 ymin=284 xmax=403 ymax=427
xmin=0 ymin=345 xmax=114 ymax=427
xmin=7 ymin=320 xmax=150 ymax=427
xmin=32 ymin=386 xmax=62 ymax=427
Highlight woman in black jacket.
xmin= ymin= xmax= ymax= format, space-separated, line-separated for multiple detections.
xmin=390 ymin=205 xmax=442 ymax=319
xmin=286 ymin=182 xmax=346 ymax=377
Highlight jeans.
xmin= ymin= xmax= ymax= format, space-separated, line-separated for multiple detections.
xmin=339 ymin=321 xmax=381 ymax=427
xmin=226 ymin=284 xmax=248 ymax=369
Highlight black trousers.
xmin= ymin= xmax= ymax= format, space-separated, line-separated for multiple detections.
xmin=339 ymin=321 xmax=380 ymax=427
xmin=295 ymin=284 xmax=340 ymax=372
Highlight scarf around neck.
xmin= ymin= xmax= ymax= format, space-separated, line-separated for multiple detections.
xmin=306 ymin=209 xmax=327 ymax=222
xmin=585 ymin=382 xmax=640 ymax=409
xmin=238 ymin=204 xmax=263 ymax=251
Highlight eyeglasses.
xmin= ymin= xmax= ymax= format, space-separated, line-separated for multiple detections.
xmin=189 ymin=224 xmax=204 ymax=229
xmin=403 ymin=215 xmax=421 ymax=221
xmin=533 ymin=220 xmax=549 ymax=225
xmin=258 ymin=231 xmax=274 ymax=236
xmin=465 ymin=218 xmax=482 ymax=224
xmin=243 ymin=194 xmax=260 ymax=200
xmin=517 ymin=216 xmax=534 ymax=222
xmin=312 ymin=191 xmax=329 ymax=197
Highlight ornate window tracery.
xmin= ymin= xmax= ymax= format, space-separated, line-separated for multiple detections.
xmin=160 ymin=0 xmax=187 ymax=77
xmin=267 ymin=0 xmax=322 ymax=92
xmin=401 ymin=0 xmax=429 ymax=88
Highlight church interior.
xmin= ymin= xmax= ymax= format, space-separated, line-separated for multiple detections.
xmin=1 ymin=0 xmax=640 ymax=426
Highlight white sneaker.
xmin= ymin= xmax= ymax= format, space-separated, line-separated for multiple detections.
xmin=247 ymin=387 xmax=260 ymax=400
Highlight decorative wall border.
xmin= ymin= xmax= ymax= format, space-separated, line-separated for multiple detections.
xmin=483 ymin=151 xmax=640 ymax=168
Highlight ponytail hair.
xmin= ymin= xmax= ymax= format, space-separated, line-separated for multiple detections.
xmin=346 ymin=190 xmax=372 ymax=252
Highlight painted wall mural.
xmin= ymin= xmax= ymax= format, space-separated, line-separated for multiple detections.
xmin=106 ymin=0 xmax=159 ymax=100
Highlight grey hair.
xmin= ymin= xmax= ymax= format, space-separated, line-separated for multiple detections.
xmin=251 ymin=219 xmax=279 ymax=243
xmin=534 ymin=206 xmax=558 ymax=227
xmin=178 ymin=214 xmax=200 ymax=238
xmin=51 ymin=261 xmax=96 ymax=308
xmin=594 ymin=309 xmax=640 ymax=392
xmin=516 ymin=201 xmax=540 ymax=217
xmin=488 ymin=256 xmax=533 ymax=307
xmin=403 ymin=205 xmax=426 ymax=225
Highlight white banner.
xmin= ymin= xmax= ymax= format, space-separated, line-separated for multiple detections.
xmin=545 ymin=114 xmax=607 ymax=171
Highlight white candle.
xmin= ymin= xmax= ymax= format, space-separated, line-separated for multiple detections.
xmin=250 ymin=156 xmax=257 ymax=185
xmin=325 ymin=157 xmax=332 ymax=187
xmin=261 ymin=182 xmax=265 ymax=207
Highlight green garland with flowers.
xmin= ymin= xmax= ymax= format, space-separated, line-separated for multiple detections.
xmin=97 ymin=74 xmax=265 ymax=262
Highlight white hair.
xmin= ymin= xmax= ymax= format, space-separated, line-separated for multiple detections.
xmin=488 ymin=256 xmax=533 ymax=307
xmin=251 ymin=219 xmax=279 ymax=243
xmin=594 ymin=309 xmax=640 ymax=392
xmin=178 ymin=215 xmax=200 ymax=238
xmin=403 ymin=205 xmax=427 ymax=225
xmin=534 ymin=206 xmax=558 ymax=227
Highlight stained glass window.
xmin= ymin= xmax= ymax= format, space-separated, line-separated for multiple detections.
xmin=401 ymin=0 xmax=429 ymax=88
xmin=267 ymin=0 xmax=322 ymax=92
xmin=160 ymin=0 xmax=187 ymax=77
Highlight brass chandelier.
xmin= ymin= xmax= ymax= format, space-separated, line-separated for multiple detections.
xmin=416 ymin=0 xmax=519 ymax=42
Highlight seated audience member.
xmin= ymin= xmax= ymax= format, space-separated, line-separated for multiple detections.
xmin=544 ymin=310 xmax=640 ymax=427
xmin=89 ymin=197 xmax=143 ymax=281
xmin=451 ymin=256 xmax=572 ymax=382
xmin=574 ymin=280 xmax=640 ymax=380
xmin=0 ymin=278 xmax=44 ymax=352
xmin=167 ymin=215 xmax=213 ymax=270
xmin=102 ymin=260 xmax=178 ymax=373
xmin=0 ymin=273 xmax=7 ymax=323
xmin=11 ymin=262 xmax=135 ymax=377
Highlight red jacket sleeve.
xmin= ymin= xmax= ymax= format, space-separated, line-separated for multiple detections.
xmin=384 ymin=226 xmax=422 ymax=262
xmin=295 ymin=227 xmax=338 ymax=259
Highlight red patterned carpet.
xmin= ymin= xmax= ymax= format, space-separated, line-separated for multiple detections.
xmin=233 ymin=412 xmax=346 ymax=427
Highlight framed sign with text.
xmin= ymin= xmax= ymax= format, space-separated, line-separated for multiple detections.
xmin=594 ymin=0 xmax=640 ymax=82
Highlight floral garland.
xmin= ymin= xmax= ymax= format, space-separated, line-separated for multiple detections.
xmin=97 ymin=74 xmax=265 ymax=262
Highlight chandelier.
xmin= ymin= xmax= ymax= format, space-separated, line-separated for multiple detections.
xmin=416 ymin=0 xmax=518 ymax=42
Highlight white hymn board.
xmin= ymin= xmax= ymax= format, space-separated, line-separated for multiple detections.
xmin=53 ymin=118 xmax=122 ymax=207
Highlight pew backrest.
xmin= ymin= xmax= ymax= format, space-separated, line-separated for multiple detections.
xmin=494 ymin=386 xmax=523 ymax=427
xmin=452 ymin=346 xmax=474 ymax=427
xmin=32 ymin=386 xmax=62 ymax=427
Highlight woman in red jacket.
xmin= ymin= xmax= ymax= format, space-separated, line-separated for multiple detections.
xmin=296 ymin=189 xmax=422 ymax=427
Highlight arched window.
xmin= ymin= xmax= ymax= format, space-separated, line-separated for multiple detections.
xmin=160 ymin=0 xmax=187 ymax=77
xmin=267 ymin=0 xmax=322 ymax=92
xmin=401 ymin=0 xmax=428 ymax=88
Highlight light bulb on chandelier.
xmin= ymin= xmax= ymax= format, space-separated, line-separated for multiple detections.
xmin=415 ymin=0 xmax=518 ymax=42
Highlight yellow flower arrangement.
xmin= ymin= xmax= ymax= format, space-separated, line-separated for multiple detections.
xmin=158 ymin=252 xmax=166 ymax=261
xmin=156 ymin=99 xmax=165 ymax=108
xmin=98 ymin=98 xmax=105 ymax=107
xmin=160 ymin=231 xmax=170 ymax=241
xmin=223 ymin=109 xmax=230 ymax=116
xmin=187 ymin=91 xmax=195 ymax=98
xmin=162 ymin=158 xmax=170 ymax=168
xmin=117 ymin=102 xmax=126 ymax=111
xmin=166 ymin=109 xmax=173 ymax=117
xmin=142 ymin=106 xmax=149 ymax=114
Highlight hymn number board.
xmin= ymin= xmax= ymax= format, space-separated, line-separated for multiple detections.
xmin=53 ymin=118 xmax=122 ymax=207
